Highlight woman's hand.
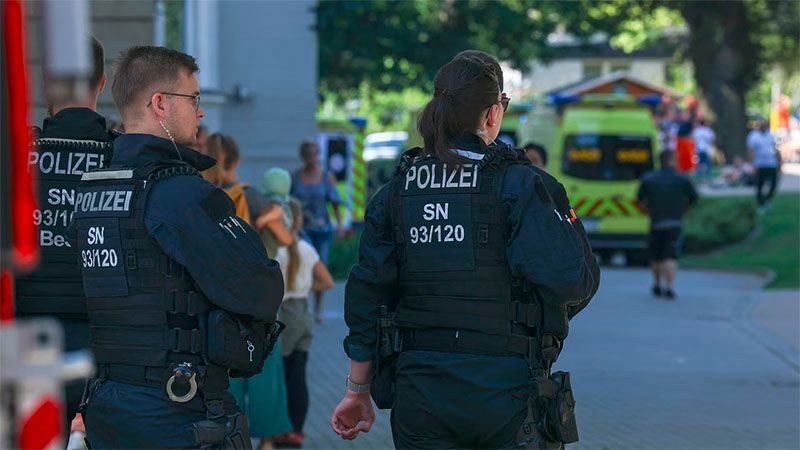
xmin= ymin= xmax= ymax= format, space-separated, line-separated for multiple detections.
xmin=330 ymin=391 xmax=375 ymax=440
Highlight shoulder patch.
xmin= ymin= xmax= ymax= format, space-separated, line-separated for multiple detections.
xmin=201 ymin=188 xmax=233 ymax=222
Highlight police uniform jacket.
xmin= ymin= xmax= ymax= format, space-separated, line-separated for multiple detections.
xmin=344 ymin=132 xmax=599 ymax=363
xmin=91 ymin=133 xmax=284 ymax=320
xmin=343 ymin=132 xmax=599 ymax=446
xmin=16 ymin=108 xmax=116 ymax=326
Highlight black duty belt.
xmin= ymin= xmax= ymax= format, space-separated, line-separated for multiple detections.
xmin=98 ymin=363 xmax=167 ymax=388
xmin=399 ymin=328 xmax=546 ymax=368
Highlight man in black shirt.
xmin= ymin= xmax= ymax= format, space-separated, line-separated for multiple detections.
xmin=637 ymin=150 xmax=698 ymax=299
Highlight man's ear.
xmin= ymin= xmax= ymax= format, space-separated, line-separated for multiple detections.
xmin=150 ymin=92 xmax=167 ymax=121
xmin=96 ymin=73 xmax=107 ymax=95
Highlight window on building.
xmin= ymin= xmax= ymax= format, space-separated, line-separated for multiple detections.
xmin=582 ymin=61 xmax=603 ymax=79
xmin=610 ymin=62 xmax=631 ymax=73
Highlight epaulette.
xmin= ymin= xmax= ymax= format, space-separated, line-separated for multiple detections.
xmin=395 ymin=147 xmax=426 ymax=175
xmin=478 ymin=143 xmax=530 ymax=169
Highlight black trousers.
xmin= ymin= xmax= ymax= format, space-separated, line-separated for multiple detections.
xmin=756 ymin=167 xmax=778 ymax=206
xmin=282 ymin=351 xmax=309 ymax=433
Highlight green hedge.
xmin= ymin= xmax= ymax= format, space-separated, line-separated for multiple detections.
xmin=682 ymin=196 xmax=757 ymax=254
xmin=328 ymin=230 xmax=362 ymax=280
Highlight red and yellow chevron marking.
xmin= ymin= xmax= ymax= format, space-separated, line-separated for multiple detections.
xmin=573 ymin=197 xmax=643 ymax=218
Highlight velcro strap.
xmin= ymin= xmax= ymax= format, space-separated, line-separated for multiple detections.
xmin=169 ymin=328 xmax=205 ymax=353
xmin=14 ymin=295 xmax=88 ymax=317
xmin=510 ymin=301 xmax=541 ymax=328
xmin=163 ymin=290 xmax=203 ymax=316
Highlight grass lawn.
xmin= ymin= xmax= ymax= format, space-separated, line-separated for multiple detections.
xmin=683 ymin=193 xmax=800 ymax=289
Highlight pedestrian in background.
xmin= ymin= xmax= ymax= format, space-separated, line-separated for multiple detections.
xmin=675 ymin=109 xmax=696 ymax=173
xmin=205 ymin=134 xmax=294 ymax=450
xmin=291 ymin=141 xmax=344 ymax=323
xmin=523 ymin=142 xmax=548 ymax=170
xmin=275 ymin=200 xmax=335 ymax=447
xmin=637 ymin=150 xmax=698 ymax=299
xmin=261 ymin=168 xmax=295 ymax=258
xmin=214 ymin=133 xmax=294 ymax=246
xmin=692 ymin=119 xmax=716 ymax=182
xmin=747 ymin=119 xmax=780 ymax=212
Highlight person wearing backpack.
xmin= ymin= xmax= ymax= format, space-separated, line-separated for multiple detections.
xmin=205 ymin=133 xmax=294 ymax=449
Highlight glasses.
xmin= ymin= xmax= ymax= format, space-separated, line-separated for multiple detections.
xmin=148 ymin=92 xmax=201 ymax=111
xmin=499 ymin=94 xmax=510 ymax=112
xmin=486 ymin=94 xmax=511 ymax=118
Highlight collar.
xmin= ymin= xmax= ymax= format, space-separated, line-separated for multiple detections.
xmin=111 ymin=133 xmax=217 ymax=171
xmin=450 ymin=132 xmax=492 ymax=160
xmin=41 ymin=108 xmax=111 ymax=141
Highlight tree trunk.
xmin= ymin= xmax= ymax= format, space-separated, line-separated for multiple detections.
xmin=679 ymin=1 xmax=760 ymax=161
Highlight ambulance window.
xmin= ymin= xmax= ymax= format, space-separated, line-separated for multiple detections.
xmin=562 ymin=134 xmax=653 ymax=181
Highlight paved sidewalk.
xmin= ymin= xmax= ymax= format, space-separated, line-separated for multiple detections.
xmin=748 ymin=289 xmax=800 ymax=368
xmin=301 ymin=269 xmax=799 ymax=449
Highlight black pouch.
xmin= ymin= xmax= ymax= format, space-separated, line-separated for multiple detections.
xmin=206 ymin=310 xmax=284 ymax=378
xmin=540 ymin=371 xmax=578 ymax=444
xmin=371 ymin=305 xmax=398 ymax=409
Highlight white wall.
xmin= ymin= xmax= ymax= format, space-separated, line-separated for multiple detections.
xmin=526 ymin=60 xmax=584 ymax=95
xmin=26 ymin=0 xmax=155 ymax=125
xmin=522 ymin=58 xmax=668 ymax=95
xmin=216 ymin=0 xmax=317 ymax=184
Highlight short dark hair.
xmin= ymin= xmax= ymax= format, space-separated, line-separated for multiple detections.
xmin=523 ymin=142 xmax=548 ymax=165
xmin=659 ymin=150 xmax=675 ymax=167
xmin=112 ymin=46 xmax=199 ymax=117
xmin=89 ymin=36 xmax=105 ymax=91
xmin=417 ymin=50 xmax=502 ymax=163
xmin=299 ymin=140 xmax=318 ymax=157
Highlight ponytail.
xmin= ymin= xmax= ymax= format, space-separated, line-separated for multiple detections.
xmin=416 ymin=51 xmax=502 ymax=163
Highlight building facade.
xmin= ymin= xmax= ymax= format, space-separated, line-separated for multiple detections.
xmin=26 ymin=0 xmax=318 ymax=184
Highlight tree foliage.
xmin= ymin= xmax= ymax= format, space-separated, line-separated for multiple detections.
xmin=316 ymin=0 xmax=630 ymax=93
xmin=316 ymin=0 xmax=799 ymax=157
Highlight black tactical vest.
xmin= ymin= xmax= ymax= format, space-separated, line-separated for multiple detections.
xmin=73 ymin=162 xmax=213 ymax=369
xmin=15 ymin=137 xmax=113 ymax=319
xmin=388 ymin=148 xmax=541 ymax=347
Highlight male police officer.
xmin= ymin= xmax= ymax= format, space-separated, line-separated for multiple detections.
xmin=14 ymin=36 xmax=115 ymax=432
xmin=72 ymin=46 xmax=284 ymax=449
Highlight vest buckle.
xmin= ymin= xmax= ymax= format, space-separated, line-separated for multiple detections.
xmin=513 ymin=302 xmax=540 ymax=328
xmin=125 ymin=250 xmax=138 ymax=270
xmin=186 ymin=291 xmax=199 ymax=316
xmin=478 ymin=224 xmax=489 ymax=244
xmin=541 ymin=334 xmax=562 ymax=362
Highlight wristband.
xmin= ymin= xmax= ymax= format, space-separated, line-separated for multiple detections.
xmin=346 ymin=376 xmax=371 ymax=394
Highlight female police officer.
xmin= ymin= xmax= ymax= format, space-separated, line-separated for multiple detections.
xmin=331 ymin=50 xmax=599 ymax=449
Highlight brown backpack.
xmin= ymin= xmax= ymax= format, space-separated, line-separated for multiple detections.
xmin=223 ymin=183 xmax=251 ymax=225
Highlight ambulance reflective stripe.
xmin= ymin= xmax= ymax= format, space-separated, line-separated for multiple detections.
xmin=573 ymin=197 xmax=643 ymax=218
xmin=351 ymin=130 xmax=366 ymax=222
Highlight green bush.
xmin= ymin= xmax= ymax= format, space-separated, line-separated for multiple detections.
xmin=328 ymin=230 xmax=362 ymax=280
xmin=682 ymin=196 xmax=757 ymax=253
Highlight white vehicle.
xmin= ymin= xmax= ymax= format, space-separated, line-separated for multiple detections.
xmin=364 ymin=131 xmax=408 ymax=162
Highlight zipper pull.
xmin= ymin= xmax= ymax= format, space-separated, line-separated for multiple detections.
xmin=247 ymin=340 xmax=255 ymax=362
